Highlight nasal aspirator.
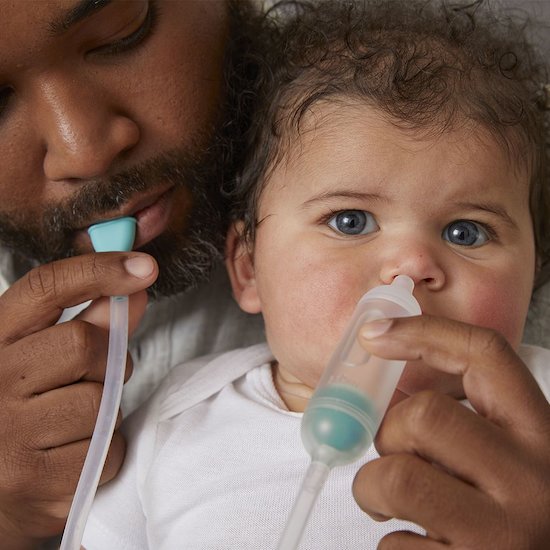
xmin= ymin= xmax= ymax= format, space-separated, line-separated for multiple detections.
xmin=277 ymin=275 xmax=421 ymax=550
xmin=60 ymin=216 xmax=137 ymax=550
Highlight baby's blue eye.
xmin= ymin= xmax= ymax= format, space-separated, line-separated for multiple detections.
xmin=327 ymin=210 xmax=379 ymax=236
xmin=442 ymin=220 xmax=490 ymax=247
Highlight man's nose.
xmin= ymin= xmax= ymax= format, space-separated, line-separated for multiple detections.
xmin=35 ymin=79 xmax=140 ymax=182
xmin=378 ymin=237 xmax=446 ymax=290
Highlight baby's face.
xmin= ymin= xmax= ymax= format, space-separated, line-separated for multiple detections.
xmin=232 ymin=102 xmax=535 ymax=403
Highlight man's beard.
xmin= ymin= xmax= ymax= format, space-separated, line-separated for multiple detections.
xmin=0 ymin=144 xmax=227 ymax=298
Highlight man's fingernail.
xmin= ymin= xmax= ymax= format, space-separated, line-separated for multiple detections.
xmin=361 ymin=319 xmax=393 ymax=339
xmin=124 ymin=256 xmax=155 ymax=279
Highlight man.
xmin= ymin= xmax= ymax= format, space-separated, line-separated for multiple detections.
xmin=0 ymin=1 xmax=263 ymax=547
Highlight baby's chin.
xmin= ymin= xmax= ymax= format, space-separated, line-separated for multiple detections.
xmin=395 ymin=360 xmax=465 ymax=402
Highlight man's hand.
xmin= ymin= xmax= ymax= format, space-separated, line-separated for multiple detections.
xmin=352 ymin=316 xmax=550 ymax=549
xmin=0 ymin=252 xmax=157 ymax=549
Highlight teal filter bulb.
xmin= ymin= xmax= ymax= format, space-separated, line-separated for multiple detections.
xmin=88 ymin=217 xmax=137 ymax=252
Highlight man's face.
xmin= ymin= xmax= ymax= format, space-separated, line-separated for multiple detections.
xmin=232 ymin=102 xmax=535 ymax=402
xmin=0 ymin=0 xmax=231 ymax=294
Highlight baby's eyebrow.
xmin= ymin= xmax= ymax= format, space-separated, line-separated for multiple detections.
xmin=454 ymin=201 xmax=518 ymax=229
xmin=301 ymin=191 xmax=389 ymax=209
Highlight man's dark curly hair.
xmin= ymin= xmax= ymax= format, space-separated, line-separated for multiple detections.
xmin=228 ymin=0 xmax=550 ymax=287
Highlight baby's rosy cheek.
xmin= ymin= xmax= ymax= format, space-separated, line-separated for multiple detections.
xmin=461 ymin=286 xmax=526 ymax=347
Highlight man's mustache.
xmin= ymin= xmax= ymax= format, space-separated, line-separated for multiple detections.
xmin=47 ymin=151 xmax=189 ymax=234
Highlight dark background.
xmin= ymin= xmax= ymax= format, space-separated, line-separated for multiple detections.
xmin=502 ymin=0 xmax=549 ymax=59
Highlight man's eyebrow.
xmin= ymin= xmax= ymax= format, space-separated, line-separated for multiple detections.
xmin=301 ymin=190 xmax=388 ymax=209
xmin=48 ymin=0 xmax=113 ymax=35
xmin=455 ymin=201 xmax=518 ymax=229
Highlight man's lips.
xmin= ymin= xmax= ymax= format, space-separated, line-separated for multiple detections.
xmin=90 ymin=183 xmax=175 ymax=223
xmin=132 ymin=186 xmax=176 ymax=249
xmin=75 ymin=184 xmax=176 ymax=251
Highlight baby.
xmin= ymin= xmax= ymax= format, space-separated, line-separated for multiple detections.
xmin=83 ymin=0 xmax=550 ymax=548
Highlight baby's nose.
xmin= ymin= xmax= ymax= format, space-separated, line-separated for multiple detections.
xmin=378 ymin=239 xmax=446 ymax=290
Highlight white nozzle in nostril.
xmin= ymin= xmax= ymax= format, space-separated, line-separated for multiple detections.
xmin=391 ymin=274 xmax=414 ymax=293
xmin=87 ymin=216 xmax=137 ymax=252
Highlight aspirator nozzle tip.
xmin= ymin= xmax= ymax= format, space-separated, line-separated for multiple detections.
xmin=391 ymin=274 xmax=414 ymax=293
xmin=88 ymin=216 xmax=137 ymax=253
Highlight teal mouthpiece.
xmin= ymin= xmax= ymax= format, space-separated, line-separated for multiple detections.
xmin=87 ymin=216 xmax=137 ymax=252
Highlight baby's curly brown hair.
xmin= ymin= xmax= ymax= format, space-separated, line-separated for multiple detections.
xmin=228 ymin=0 xmax=550 ymax=287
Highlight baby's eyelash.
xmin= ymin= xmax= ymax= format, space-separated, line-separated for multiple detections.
xmin=317 ymin=209 xmax=341 ymax=225
xmin=475 ymin=221 xmax=499 ymax=241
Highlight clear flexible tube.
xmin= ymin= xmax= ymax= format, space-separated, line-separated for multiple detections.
xmin=60 ymin=295 xmax=129 ymax=550
xmin=277 ymin=462 xmax=330 ymax=550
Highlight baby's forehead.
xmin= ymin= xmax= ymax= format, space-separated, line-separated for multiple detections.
xmin=276 ymin=98 xmax=533 ymax=184
xmin=250 ymin=105 xmax=532 ymax=232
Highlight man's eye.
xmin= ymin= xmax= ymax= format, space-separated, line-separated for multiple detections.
xmin=327 ymin=210 xmax=379 ymax=236
xmin=91 ymin=1 xmax=158 ymax=56
xmin=442 ymin=220 xmax=490 ymax=247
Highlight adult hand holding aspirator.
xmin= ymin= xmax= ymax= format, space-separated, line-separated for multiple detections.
xmin=0 ymin=241 xmax=157 ymax=548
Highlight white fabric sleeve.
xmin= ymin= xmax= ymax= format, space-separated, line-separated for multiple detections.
xmin=81 ymin=388 xmax=163 ymax=550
